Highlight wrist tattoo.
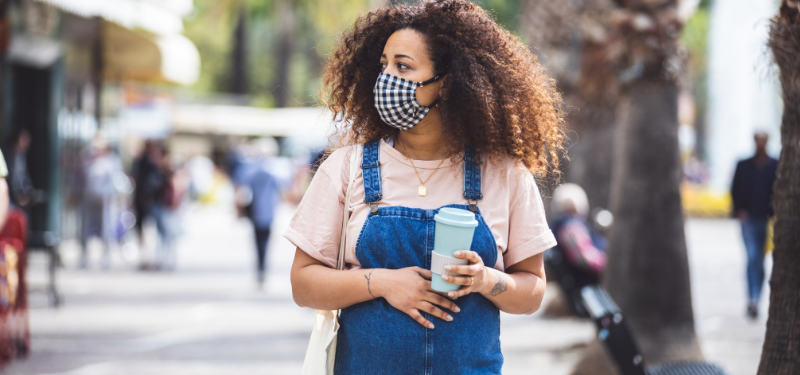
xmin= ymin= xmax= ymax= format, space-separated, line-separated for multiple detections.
xmin=365 ymin=269 xmax=376 ymax=298
xmin=489 ymin=272 xmax=508 ymax=297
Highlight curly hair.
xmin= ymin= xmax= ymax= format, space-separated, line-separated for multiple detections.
xmin=322 ymin=0 xmax=565 ymax=178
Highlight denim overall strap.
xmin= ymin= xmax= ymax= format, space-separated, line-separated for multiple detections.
xmin=362 ymin=139 xmax=383 ymax=203
xmin=463 ymin=146 xmax=483 ymax=201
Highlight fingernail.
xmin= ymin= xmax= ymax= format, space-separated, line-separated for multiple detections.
xmin=454 ymin=306 xmax=461 ymax=313
xmin=454 ymin=251 xmax=461 ymax=256
xmin=447 ymin=315 xmax=453 ymax=321
xmin=442 ymin=275 xmax=449 ymax=281
xmin=444 ymin=265 xmax=452 ymax=271
xmin=428 ymin=323 xmax=435 ymax=329
xmin=448 ymin=292 xmax=455 ymax=298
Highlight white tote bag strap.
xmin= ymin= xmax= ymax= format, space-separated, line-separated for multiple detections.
xmin=301 ymin=144 xmax=363 ymax=375
xmin=337 ymin=144 xmax=362 ymax=271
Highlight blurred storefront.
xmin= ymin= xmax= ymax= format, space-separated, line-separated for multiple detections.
xmin=0 ymin=0 xmax=199 ymax=315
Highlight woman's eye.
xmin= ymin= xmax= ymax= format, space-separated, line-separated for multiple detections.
xmin=398 ymin=63 xmax=409 ymax=70
xmin=380 ymin=62 xmax=387 ymax=70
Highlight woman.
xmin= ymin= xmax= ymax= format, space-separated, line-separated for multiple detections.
xmin=286 ymin=0 xmax=564 ymax=373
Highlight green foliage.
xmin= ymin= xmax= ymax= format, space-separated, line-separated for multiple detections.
xmin=184 ymin=0 xmax=373 ymax=106
xmin=681 ymin=7 xmax=710 ymax=108
xmin=183 ymin=0 xmax=521 ymax=106
xmin=475 ymin=0 xmax=521 ymax=31
xmin=183 ymin=0 xmax=239 ymax=93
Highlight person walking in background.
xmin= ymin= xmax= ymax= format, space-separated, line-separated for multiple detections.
xmin=731 ymin=131 xmax=778 ymax=319
xmin=550 ymin=183 xmax=607 ymax=283
xmin=132 ymin=141 xmax=164 ymax=256
xmin=78 ymin=133 xmax=124 ymax=269
xmin=152 ymin=147 xmax=189 ymax=271
xmin=237 ymin=138 xmax=281 ymax=288
xmin=6 ymin=129 xmax=43 ymax=208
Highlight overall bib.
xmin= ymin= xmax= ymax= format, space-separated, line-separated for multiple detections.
xmin=335 ymin=139 xmax=503 ymax=375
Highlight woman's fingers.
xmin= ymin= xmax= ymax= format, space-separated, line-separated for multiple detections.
xmin=442 ymin=274 xmax=475 ymax=286
xmin=448 ymin=289 xmax=469 ymax=299
xmin=406 ymin=309 xmax=435 ymax=329
xmin=447 ymin=251 xmax=483 ymax=276
xmin=412 ymin=267 xmax=433 ymax=280
xmin=425 ymin=292 xmax=461 ymax=313
xmin=420 ymin=301 xmax=454 ymax=322
xmin=454 ymin=250 xmax=481 ymax=263
xmin=446 ymin=264 xmax=482 ymax=276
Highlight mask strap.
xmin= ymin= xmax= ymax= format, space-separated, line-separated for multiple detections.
xmin=418 ymin=76 xmax=440 ymax=87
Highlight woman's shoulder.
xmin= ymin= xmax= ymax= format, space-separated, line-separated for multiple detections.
xmin=316 ymin=145 xmax=356 ymax=184
xmin=482 ymin=155 xmax=535 ymax=183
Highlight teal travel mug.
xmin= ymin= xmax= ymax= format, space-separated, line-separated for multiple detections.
xmin=431 ymin=207 xmax=479 ymax=293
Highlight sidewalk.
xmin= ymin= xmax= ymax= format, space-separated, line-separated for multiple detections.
xmin=2 ymin=204 xmax=766 ymax=375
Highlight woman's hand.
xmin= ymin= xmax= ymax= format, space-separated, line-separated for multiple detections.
xmin=441 ymin=250 xmax=494 ymax=299
xmin=374 ymin=267 xmax=461 ymax=329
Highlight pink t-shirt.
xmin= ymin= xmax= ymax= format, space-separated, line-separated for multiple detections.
xmin=283 ymin=139 xmax=556 ymax=271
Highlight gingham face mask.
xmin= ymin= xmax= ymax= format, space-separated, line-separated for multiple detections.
xmin=373 ymin=72 xmax=440 ymax=131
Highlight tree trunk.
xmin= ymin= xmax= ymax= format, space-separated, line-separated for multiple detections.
xmin=758 ymin=2 xmax=800 ymax=374
xmin=521 ymin=0 xmax=619 ymax=213
xmin=573 ymin=78 xmax=703 ymax=375
xmin=230 ymin=7 xmax=248 ymax=95
xmin=608 ymin=79 xmax=702 ymax=361
xmin=92 ymin=17 xmax=103 ymax=124
xmin=274 ymin=0 xmax=294 ymax=108
xmin=572 ymin=1 xmax=703 ymax=372
xmin=564 ymin=97 xmax=616 ymax=211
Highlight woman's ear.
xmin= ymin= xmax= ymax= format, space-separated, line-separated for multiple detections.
xmin=438 ymin=76 xmax=447 ymax=99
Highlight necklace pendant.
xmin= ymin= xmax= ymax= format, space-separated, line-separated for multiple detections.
xmin=418 ymin=185 xmax=427 ymax=197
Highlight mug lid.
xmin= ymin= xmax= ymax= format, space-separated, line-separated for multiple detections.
xmin=434 ymin=207 xmax=478 ymax=228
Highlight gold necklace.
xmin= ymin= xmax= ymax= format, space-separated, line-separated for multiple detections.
xmin=398 ymin=140 xmax=449 ymax=197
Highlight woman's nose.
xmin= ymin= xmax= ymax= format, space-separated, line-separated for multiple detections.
xmin=383 ymin=64 xmax=399 ymax=76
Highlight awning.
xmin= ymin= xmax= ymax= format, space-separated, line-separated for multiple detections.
xmin=7 ymin=34 xmax=63 ymax=69
xmin=36 ymin=0 xmax=200 ymax=85
xmin=36 ymin=0 xmax=188 ymax=35
xmin=103 ymin=22 xmax=200 ymax=85
xmin=172 ymin=105 xmax=338 ymax=138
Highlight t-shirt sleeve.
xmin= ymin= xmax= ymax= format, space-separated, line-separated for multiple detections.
xmin=282 ymin=148 xmax=349 ymax=268
xmin=503 ymin=166 xmax=557 ymax=268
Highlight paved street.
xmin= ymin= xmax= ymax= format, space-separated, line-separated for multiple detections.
xmin=2 ymin=202 xmax=767 ymax=375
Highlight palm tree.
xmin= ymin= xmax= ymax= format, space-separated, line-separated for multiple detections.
xmin=569 ymin=0 xmax=703 ymax=373
xmin=522 ymin=0 xmax=620 ymax=211
xmin=758 ymin=2 xmax=800 ymax=374
xmin=230 ymin=7 xmax=248 ymax=95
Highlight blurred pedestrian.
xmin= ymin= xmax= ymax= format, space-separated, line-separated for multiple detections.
xmin=731 ymin=131 xmax=778 ymax=319
xmin=237 ymin=138 xmax=281 ymax=287
xmin=132 ymin=141 xmax=164 ymax=252
xmin=78 ymin=133 xmax=124 ymax=269
xmin=152 ymin=148 xmax=189 ymax=271
xmin=550 ymin=183 xmax=607 ymax=282
xmin=6 ymin=129 xmax=43 ymax=208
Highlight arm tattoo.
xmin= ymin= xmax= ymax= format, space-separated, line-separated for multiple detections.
xmin=489 ymin=272 xmax=508 ymax=297
xmin=364 ymin=270 xmax=376 ymax=299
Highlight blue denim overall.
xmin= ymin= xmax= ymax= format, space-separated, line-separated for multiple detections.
xmin=335 ymin=139 xmax=503 ymax=374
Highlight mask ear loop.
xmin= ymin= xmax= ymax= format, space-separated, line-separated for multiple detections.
xmin=418 ymin=76 xmax=440 ymax=87
xmin=417 ymin=76 xmax=443 ymax=111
